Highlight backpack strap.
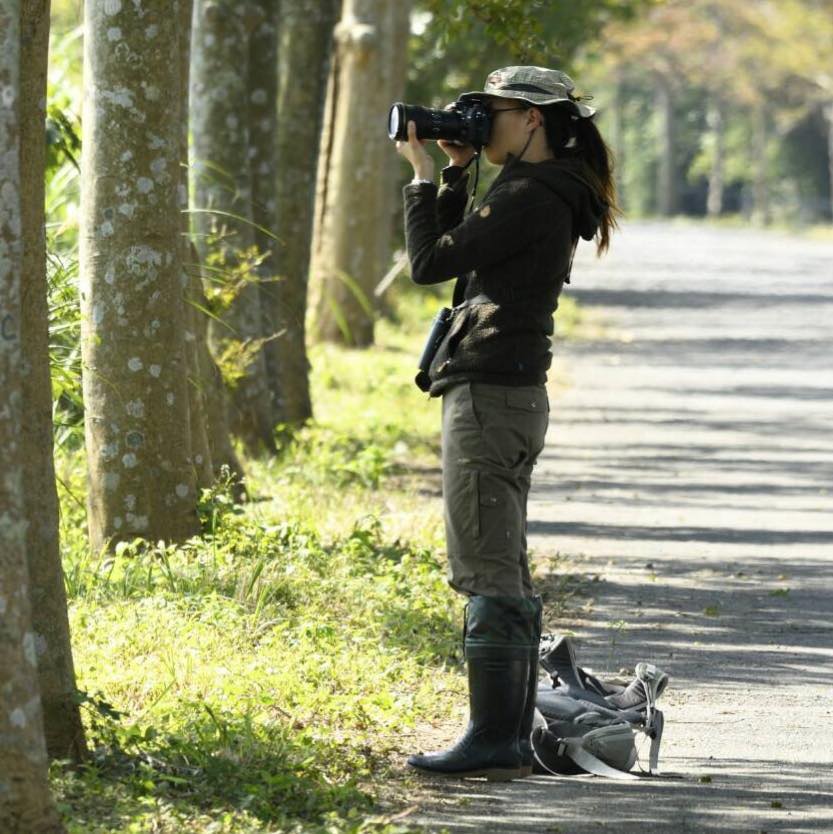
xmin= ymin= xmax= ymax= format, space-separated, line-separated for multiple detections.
xmin=532 ymin=738 xmax=641 ymax=781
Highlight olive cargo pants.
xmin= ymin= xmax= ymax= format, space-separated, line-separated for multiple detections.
xmin=441 ymin=381 xmax=550 ymax=598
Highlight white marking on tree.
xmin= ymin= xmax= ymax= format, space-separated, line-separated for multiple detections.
xmin=101 ymin=87 xmax=134 ymax=108
xmin=127 ymin=357 xmax=143 ymax=372
xmin=122 ymin=453 xmax=138 ymax=468
xmin=22 ymin=632 xmax=37 ymax=666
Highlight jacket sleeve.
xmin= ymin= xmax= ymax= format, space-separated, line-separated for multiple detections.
xmin=436 ymin=170 xmax=470 ymax=232
xmin=403 ymin=179 xmax=554 ymax=286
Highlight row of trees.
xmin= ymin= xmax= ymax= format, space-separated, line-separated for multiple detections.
xmin=2 ymin=0 xmax=413 ymax=827
xmin=583 ymin=0 xmax=833 ymax=222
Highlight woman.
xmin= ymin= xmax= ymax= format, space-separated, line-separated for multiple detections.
xmin=396 ymin=65 xmax=618 ymax=781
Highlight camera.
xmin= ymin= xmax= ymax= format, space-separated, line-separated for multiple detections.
xmin=388 ymin=98 xmax=491 ymax=150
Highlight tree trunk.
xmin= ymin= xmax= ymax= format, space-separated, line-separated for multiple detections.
xmin=310 ymin=0 xmax=385 ymax=347
xmin=752 ymin=101 xmax=770 ymax=225
xmin=270 ymin=0 xmax=338 ymax=425
xmin=80 ymin=0 xmax=201 ymax=553
xmin=375 ymin=0 xmax=410 ymax=319
xmin=610 ymin=78 xmax=626 ymax=212
xmin=248 ymin=0 xmax=282 ymax=422
xmin=655 ymin=74 xmax=676 ymax=217
xmin=0 ymin=5 xmax=67 ymax=829
xmin=177 ymin=0 xmax=215 ymax=491
xmin=19 ymin=0 xmax=87 ymax=762
xmin=824 ymin=101 xmax=833 ymax=223
xmin=190 ymin=0 xmax=277 ymax=456
xmin=706 ymin=96 xmax=725 ymax=218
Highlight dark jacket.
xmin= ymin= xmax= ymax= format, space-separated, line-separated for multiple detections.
xmin=403 ymin=152 xmax=606 ymax=397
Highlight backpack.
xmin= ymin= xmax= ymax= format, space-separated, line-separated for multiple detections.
xmin=531 ymin=634 xmax=668 ymax=780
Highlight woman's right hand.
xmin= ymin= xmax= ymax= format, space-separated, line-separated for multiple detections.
xmin=437 ymin=102 xmax=476 ymax=168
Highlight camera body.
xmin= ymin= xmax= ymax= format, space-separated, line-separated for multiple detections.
xmin=388 ymin=98 xmax=491 ymax=150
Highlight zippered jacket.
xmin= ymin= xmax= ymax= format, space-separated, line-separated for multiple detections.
xmin=403 ymin=152 xmax=606 ymax=396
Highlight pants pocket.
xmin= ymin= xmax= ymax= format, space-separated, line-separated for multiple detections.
xmin=474 ymin=470 xmax=512 ymax=551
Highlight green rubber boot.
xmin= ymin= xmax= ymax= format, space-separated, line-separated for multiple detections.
xmin=517 ymin=595 xmax=543 ymax=776
xmin=407 ymin=596 xmax=538 ymax=781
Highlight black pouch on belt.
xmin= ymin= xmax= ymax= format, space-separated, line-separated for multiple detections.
xmin=415 ymin=307 xmax=452 ymax=392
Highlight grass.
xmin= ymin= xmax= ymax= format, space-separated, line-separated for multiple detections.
xmin=51 ymin=282 xmax=583 ymax=833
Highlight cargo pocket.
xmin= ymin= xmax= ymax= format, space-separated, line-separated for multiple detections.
xmin=474 ymin=470 xmax=510 ymax=551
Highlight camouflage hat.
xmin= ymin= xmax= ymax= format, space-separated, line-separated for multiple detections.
xmin=458 ymin=65 xmax=596 ymax=118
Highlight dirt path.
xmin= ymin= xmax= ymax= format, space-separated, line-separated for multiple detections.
xmin=407 ymin=221 xmax=833 ymax=834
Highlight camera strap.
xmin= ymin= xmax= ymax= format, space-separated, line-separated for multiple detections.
xmin=464 ymin=152 xmax=481 ymax=215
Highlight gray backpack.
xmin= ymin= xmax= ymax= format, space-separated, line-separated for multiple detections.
xmin=531 ymin=634 xmax=668 ymax=780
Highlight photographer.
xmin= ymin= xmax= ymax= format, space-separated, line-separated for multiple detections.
xmin=395 ymin=66 xmax=618 ymax=780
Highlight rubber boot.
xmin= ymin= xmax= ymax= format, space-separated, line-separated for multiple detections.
xmin=518 ymin=595 xmax=543 ymax=776
xmin=407 ymin=596 xmax=538 ymax=781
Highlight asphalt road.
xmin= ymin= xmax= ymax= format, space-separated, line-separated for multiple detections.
xmin=408 ymin=221 xmax=833 ymax=834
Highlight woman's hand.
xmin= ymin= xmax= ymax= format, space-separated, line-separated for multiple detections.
xmin=438 ymin=102 xmax=476 ymax=168
xmin=437 ymin=139 xmax=476 ymax=168
xmin=396 ymin=120 xmax=435 ymax=182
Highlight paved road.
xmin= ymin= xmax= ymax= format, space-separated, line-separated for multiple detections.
xmin=409 ymin=221 xmax=833 ymax=833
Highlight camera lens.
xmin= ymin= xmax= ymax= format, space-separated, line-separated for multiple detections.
xmin=387 ymin=100 xmax=491 ymax=149
xmin=388 ymin=104 xmax=404 ymax=140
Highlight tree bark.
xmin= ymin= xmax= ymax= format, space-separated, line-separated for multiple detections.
xmin=824 ymin=101 xmax=833 ymax=223
xmin=655 ymin=74 xmax=676 ymax=217
xmin=270 ymin=0 xmax=338 ymax=424
xmin=177 ymin=0 xmax=215 ymax=491
xmin=310 ymin=0 xmax=385 ymax=347
xmin=80 ymin=0 xmax=201 ymax=553
xmin=375 ymin=0 xmax=410 ymax=319
xmin=0 ymin=5 xmax=67 ymax=829
xmin=190 ymin=0 xmax=277 ymax=456
xmin=19 ymin=0 xmax=87 ymax=762
xmin=610 ymin=78 xmax=626 ymax=212
xmin=706 ymin=96 xmax=725 ymax=218
xmin=752 ymin=101 xmax=770 ymax=225
xmin=248 ymin=0 xmax=282 ymax=422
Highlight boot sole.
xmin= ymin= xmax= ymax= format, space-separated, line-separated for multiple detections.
xmin=408 ymin=764 xmax=523 ymax=781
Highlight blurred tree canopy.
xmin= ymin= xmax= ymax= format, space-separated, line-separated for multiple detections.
xmin=405 ymin=0 xmax=833 ymax=224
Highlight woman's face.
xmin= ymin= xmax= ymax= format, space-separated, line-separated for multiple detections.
xmin=482 ymin=97 xmax=538 ymax=165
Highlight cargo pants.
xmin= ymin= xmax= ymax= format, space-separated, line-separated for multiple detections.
xmin=441 ymin=381 xmax=550 ymax=598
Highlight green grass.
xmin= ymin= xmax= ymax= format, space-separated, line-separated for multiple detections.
xmin=50 ymin=241 xmax=582 ymax=833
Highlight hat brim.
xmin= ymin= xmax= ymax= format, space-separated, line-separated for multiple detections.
xmin=457 ymin=89 xmax=595 ymax=118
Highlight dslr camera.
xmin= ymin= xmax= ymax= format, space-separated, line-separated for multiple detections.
xmin=388 ymin=98 xmax=491 ymax=150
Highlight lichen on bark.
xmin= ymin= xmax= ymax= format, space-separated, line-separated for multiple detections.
xmin=80 ymin=0 xmax=200 ymax=552
xmin=0 ymin=3 xmax=67 ymax=829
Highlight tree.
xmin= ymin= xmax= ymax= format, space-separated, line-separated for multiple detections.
xmin=191 ymin=0 xmax=277 ymax=455
xmin=80 ymin=0 xmax=201 ymax=552
xmin=310 ymin=0 xmax=402 ymax=347
xmin=175 ymin=0 xmax=216 ymax=491
xmin=20 ymin=0 xmax=86 ymax=761
xmin=0 ymin=4 xmax=66 ymax=829
xmin=268 ymin=0 xmax=338 ymax=425
xmin=247 ymin=0 xmax=282 ymax=421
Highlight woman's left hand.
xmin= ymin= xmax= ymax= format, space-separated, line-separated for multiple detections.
xmin=396 ymin=120 xmax=435 ymax=182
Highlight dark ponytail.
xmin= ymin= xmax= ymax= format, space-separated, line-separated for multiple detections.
xmin=540 ymin=104 xmax=620 ymax=256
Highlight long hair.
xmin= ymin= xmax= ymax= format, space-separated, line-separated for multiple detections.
xmin=538 ymin=103 xmax=620 ymax=256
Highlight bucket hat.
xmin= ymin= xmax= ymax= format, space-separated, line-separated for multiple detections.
xmin=458 ymin=65 xmax=595 ymax=118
